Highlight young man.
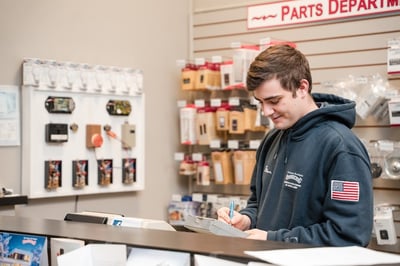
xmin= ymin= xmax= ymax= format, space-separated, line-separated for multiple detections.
xmin=217 ymin=44 xmax=373 ymax=246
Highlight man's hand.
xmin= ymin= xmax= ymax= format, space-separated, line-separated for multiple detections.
xmin=245 ymin=228 xmax=268 ymax=240
xmin=217 ymin=207 xmax=251 ymax=231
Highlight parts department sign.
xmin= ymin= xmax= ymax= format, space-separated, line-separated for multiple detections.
xmin=248 ymin=0 xmax=400 ymax=29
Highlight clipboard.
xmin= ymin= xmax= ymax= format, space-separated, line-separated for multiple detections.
xmin=184 ymin=215 xmax=248 ymax=238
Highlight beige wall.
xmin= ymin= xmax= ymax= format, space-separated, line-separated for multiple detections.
xmin=0 ymin=0 xmax=191 ymax=220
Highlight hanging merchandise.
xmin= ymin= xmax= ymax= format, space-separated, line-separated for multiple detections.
xmin=387 ymin=38 xmax=400 ymax=75
xmin=211 ymin=151 xmax=234 ymax=185
xmin=233 ymin=150 xmax=256 ymax=185
xmin=215 ymin=104 xmax=230 ymax=131
xmin=388 ymin=96 xmax=400 ymax=125
xmin=232 ymin=44 xmax=260 ymax=88
xmin=211 ymin=61 xmax=221 ymax=90
xmin=374 ymin=204 xmax=398 ymax=245
xmin=181 ymin=63 xmax=197 ymax=90
xmin=366 ymin=141 xmax=383 ymax=179
xmin=179 ymin=155 xmax=197 ymax=176
xmin=196 ymin=157 xmax=210 ymax=186
xmin=195 ymin=61 xmax=212 ymax=90
xmin=180 ymin=104 xmax=197 ymax=145
xmin=196 ymin=106 xmax=218 ymax=145
xmin=229 ymin=107 xmax=245 ymax=134
xmin=243 ymin=105 xmax=266 ymax=132
xmin=384 ymin=149 xmax=400 ymax=179
xmin=220 ymin=60 xmax=234 ymax=90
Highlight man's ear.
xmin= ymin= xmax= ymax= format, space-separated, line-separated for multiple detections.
xmin=297 ymin=79 xmax=310 ymax=97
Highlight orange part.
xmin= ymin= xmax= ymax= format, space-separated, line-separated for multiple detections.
xmin=91 ymin=134 xmax=104 ymax=147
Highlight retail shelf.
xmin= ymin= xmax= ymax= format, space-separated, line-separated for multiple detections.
xmin=191 ymin=183 xmax=250 ymax=196
xmin=0 ymin=195 xmax=28 ymax=206
xmin=373 ymin=178 xmax=400 ymax=190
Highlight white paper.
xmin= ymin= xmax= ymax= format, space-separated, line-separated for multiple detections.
xmin=194 ymin=254 xmax=246 ymax=266
xmin=57 ymin=244 xmax=126 ymax=266
xmin=50 ymin=237 xmax=85 ymax=266
xmin=126 ymin=247 xmax=190 ymax=266
xmin=0 ymin=85 xmax=20 ymax=146
xmin=245 ymin=246 xmax=400 ymax=266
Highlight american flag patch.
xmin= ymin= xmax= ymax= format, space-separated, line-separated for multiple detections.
xmin=331 ymin=180 xmax=359 ymax=202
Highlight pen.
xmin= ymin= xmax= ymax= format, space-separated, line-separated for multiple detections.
xmin=229 ymin=200 xmax=234 ymax=220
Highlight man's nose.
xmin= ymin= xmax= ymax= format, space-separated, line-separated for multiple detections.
xmin=262 ymin=104 xmax=274 ymax=116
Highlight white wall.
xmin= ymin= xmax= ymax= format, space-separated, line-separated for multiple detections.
xmin=0 ymin=0 xmax=191 ymax=220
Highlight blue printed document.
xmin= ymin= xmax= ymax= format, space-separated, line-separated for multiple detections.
xmin=0 ymin=232 xmax=48 ymax=266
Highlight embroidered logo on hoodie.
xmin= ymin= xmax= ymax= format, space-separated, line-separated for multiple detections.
xmin=284 ymin=171 xmax=303 ymax=190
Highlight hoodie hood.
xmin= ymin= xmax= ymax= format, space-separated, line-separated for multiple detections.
xmin=290 ymin=93 xmax=356 ymax=139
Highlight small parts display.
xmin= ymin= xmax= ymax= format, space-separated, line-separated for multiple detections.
xmin=122 ymin=158 xmax=136 ymax=184
xmin=72 ymin=160 xmax=88 ymax=188
xmin=22 ymin=59 xmax=144 ymax=198
xmin=45 ymin=160 xmax=62 ymax=190
xmin=98 ymin=159 xmax=113 ymax=186
xmin=86 ymin=124 xmax=103 ymax=148
xmin=44 ymin=101 xmax=137 ymax=190
xmin=45 ymin=158 xmax=137 ymax=190
xmin=45 ymin=96 xmax=75 ymax=114
xmin=106 ymin=100 xmax=132 ymax=116
xmin=45 ymin=123 xmax=68 ymax=143
xmin=45 ymin=96 xmax=132 ymax=116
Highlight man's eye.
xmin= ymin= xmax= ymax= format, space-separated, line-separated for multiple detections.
xmin=269 ymin=99 xmax=280 ymax=105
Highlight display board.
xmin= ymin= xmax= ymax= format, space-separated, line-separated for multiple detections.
xmin=21 ymin=59 xmax=145 ymax=198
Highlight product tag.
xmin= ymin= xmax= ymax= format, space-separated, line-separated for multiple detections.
xmin=195 ymin=58 xmax=205 ymax=66
xmin=174 ymin=152 xmax=185 ymax=161
xmin=192 ymin=153 xmax=203 ymax=161
xmin=229 ymin=97 xmax=240 ymax=106
xmin=228 ymin=140 xmax=239 ymax=149
xmin=177 ymin=100 xmax=187 ymax=108
xmin=388 ymin=38 xmax=400 ymax=75
xmin=195 ymin=99 xmax=205 ymax=108
xmin=210 ymin=139 xmax=221 ymax=148
xmin=211 ymin=98 xmax=222 ymax=107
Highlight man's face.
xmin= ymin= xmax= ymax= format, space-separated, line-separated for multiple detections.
xmin=253 ymin=78 xmax=304 ymax=130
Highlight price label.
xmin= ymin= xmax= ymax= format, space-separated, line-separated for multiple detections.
xmin=388 ymin=38 xmax=400 ymax=75
xmin=210 ymin=139 xmax=221 ymax=148
xmin=229 ymin=97 xmax=240 ymax=106
xmin=195 ymin=99 xmax=205 ymax=108
xmin=177 ymin=100 xmax=187 ymax=108
xmin=228 ymin=140 xmax=239 ymax=149
xmin=210 ymin=98 xmax=222 ymax=107
xmin=174 ymin=152 xmax=185 ymax=161
xmin=192 ymin=153 xmax=203 ymax=161
xmin=195 ymin=58 xmax=205 ymax=66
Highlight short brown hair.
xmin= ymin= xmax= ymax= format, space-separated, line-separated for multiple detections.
xmin=246 ymin=44 xmax=312 ymax=95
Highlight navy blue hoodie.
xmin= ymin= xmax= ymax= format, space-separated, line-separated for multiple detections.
xmin=240 ymin=93 xmax=373 ymax=246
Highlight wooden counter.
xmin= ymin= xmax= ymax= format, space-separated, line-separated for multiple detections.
xmin=1 ymin=215 xmax=400 ymax=265
xmin=0 ymin=215 xmax=308 ymax=263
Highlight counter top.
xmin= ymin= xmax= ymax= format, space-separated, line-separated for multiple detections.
xmin=0 ymin=215 xmax=308 ymax=263
xmin=1 ymin=215 xmax=399 ymax=265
